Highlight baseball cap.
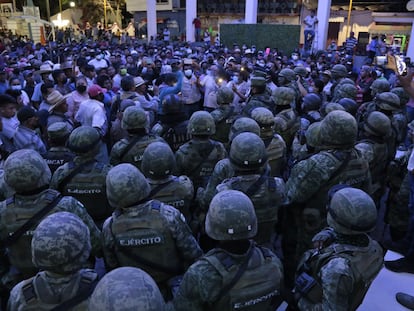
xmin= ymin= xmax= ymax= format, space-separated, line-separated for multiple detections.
xmin=88 ymin=84 xmax=107 ymax=97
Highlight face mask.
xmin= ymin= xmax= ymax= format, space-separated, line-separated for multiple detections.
xmin=76 ymin=85 xmax=87 ymax=93
xmin=292 ymin=55 xmax=298 ymax=60
xmin=11 ymin=85 xmax=21 ymax=90
xmin=120 ymin=68 xmax=127 ymax=76
xmin=184 ymin=69 xmax=193 ymax=77
xmin=308 ymin=87 xmax=314 ymax=93
xmin=232 ymin=75 xmax=239 ymax=83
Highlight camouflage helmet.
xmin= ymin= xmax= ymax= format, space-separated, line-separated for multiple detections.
xmin=188 ymin=111 xmax=216 ymax=136
xmin=305 ymin=121 xmax=321 ymax=148
xmin=302 ymin=93 xmax=322 ymax=112
xmin=338 ymin=77 xmax=356 ymax=87
xmin=217 ymin=86 xmax=234 ymax=105
xmin=106 ymin=163 xmax=150 ymax=208
xmin=162 ymin=94 xmax=183 ymax=114
xmin=370 ymin=79 xmax=390 ymax=96
xmin=336 ymin=83 xmax=357 ymax=100
xmin=391 ymin=87 xmax=409 ymax=106
xmin=67 ymin=126 xmax=100 ymax=154
xmin=229 ymin=117 xmax=260 ymax=141
xmin=330 ymin=64 xmax=347 ymax=78
xmin=278 ymin=68 xmax=296 ymax=82
xmin=141 ymin=142 xmax=176 ymax=178
xmin=205 ymin=190 xmax=257 ymax=240
xmin=272 ymin=86 xmax=295 ymax=106
xmin=320 ymin=102 xmax=346 ymax=118
xmin=318 ymin=110 xmax=357 ymax=147
xmin=293 ymin=66 xmax=308 ymax=78
xmin=338 ymin=98 xmax=358 ymax=116
xmin=375 ymin=91 xmax=401 ymax=111
xmin=250 ymin=107 xmax=275 ymax=127
xmin=32 ymin=212 xmax=91 ymax=273
xmin=88 ymin=267 xmax=165 ymax=311
xmin=122 ymin=106 xmax=148 ymax=130
xmin=327 ymin=187 xmax=377 ymax=235
xmin=4 ymin=149 xmax=51 ymax=193
xmin=229 ymin=132 xmax=267 ymax=170
xmin=364 ymin=111 xmax=391 ymax=137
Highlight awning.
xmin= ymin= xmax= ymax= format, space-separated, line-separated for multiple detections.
xmin=369 ymin=24 xmax=412 ymax=35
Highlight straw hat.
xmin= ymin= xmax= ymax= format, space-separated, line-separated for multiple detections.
xmin=47 ymin=90 xmax=69 ymax=112
xmin=35 ymin=63 xmax=53 ymax=74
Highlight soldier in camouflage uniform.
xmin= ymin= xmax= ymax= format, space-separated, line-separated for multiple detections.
xmin=284 ymin=110 xmax=371 ymax=288
xmin=210 ymin=86 xmax=239 ymax=147
xmin=294 ymin=66 xmax=311 ymax=92
xmin=110 ymin=106 xmax=165 ymax=169
xmin=329 ymin=64 xmax=348 ymax=101
xmin=43 ymin=122 xmax=75 ymax=174
xmin=291 ymin=121 xmax=321 ymax=163
xmin=8 ymin=212 xmax=98 ymax=311
xmin=337 ymin=97 xmax=358 ymax=117
xmin=242 ymin=76 xmax=274 ymax=116
xmin=0 ymin=149 xmax=101 ymax=301
xmin=251 ymin=107 xmax=287 ymax=177
xmin=176 ymin=111 xmax=227 ymax=192
xmin=170 ymin=190 xmax=284 ymax=311
xmin=319 ymin=102 xmax=346 ymax=118
xmin=355 ymin=111 xmax=392 ymax=205
xmin=89 ymin=267 xmax=166 ymax=311
xmin=141 ymin=142 xmax=194 ymax=222
xmin=273 ymin=87 xmax=300 ymax=150
xmin=332 ymin=82 xmax=358 ymax=103
xmin=293 ymin=187 xmax=383 ymax=311
xmin=102 ymin=163 xmax=203 ymax=298
xmin=152 ymin=94 xmax=191 ymax=152
xmin=216 ymin=132 xmax=287 ymax=249
xmin=297 ymin=93 xmax=322 ymax=146
xmin=277 ymin=68 xmax=301 ymax=111
xmin=50 ymin=126 xmax=113 ymax=228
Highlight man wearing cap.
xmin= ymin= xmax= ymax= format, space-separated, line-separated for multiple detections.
xmin=75 ymin=84 xmax=109 ymax=163
xmin=43 ymin=122 xmax=74 ymax=173
xmin=242 ymin=76 xmax=274 ymax=116
xmin=13 ymin=106 xmax=46 ymax=155
xmin=181 ymin=58 xmax=202 ymax=118
xmin=134 ymin=76 xmax=159 ymax=126
xmin=31 ymin=63 xmax=53 ymax=108
xmin=46 ymin=90 xmax=73 ymax=130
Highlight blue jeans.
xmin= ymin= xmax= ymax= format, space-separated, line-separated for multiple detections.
xmin=304 ymin=30 xmax=315 ymax=50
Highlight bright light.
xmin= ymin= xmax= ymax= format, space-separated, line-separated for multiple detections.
xmin=69 ymin=1 xmax=75 ymax=7
xmin=52 ymin=13 xmax=69 ymax=28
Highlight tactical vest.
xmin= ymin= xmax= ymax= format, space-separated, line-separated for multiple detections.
xmin=118 ymin=134 xmax=163 ymax=168
xmin=212 ymin=106 xmax=238 ymax=144
xmin=110 ymin=201 xmax=183 ymax=283
xmin=203 ymin=245 xmax=283 ymax=310
xmin=274 ymin=109 xmax=299 ymax=149
xmin=0 ymin=189 xmax=61 ymax=278
xmin=263 ymin=134 xmax=286 ymax=177
xmin=161 ymin=121 xmax=191 ymax=152
xmin=43 ymin=149 xmax=75 ymax=174
xmin=20 ymin=269 xmax=98 ymax=310
xmin=296 ymin=239 xmax=383 ymax=310
xmin=60 ymin=161 xmax=112 ymax=222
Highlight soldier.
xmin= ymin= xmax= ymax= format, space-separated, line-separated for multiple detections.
xmin=210 ymin=86 xmax=239 ymax=146
xmin=292 ymin=187 xmax=383 ymax=310
xmin=337 ymin=97 xmax=358 ymax=117
xmin=0 ymin=150 xmax=101 ymax=303
xmin=110 ymin=106 xmax=165 ymax=169
xmin=284 ymin=110 xmax=371 ymax=288
xmin=273 ymin=86 xmax=300 ymax=149
xmin=8 ymin=212 xmax=99 ymax=311
xmin=291 ymin=121 xmax=321 ymax=163
xmin=298 ymin=93 xmax=322 ymax=145
xmin=171 ymin=190 xmax=284 ymax=311
xmin=89 ymin=267 xmax=166 ymax=311
xmin=277 ymin=68 xmax=301 ymax=111
xmin=42 ymin=122 xmax=75 ymax=174
xmin=251 ymin=107 xmax=286 ymax=177
xmin=176 ymin=111 xmax=227 ymax=191
xmin=50 ymin=126 xmax=113 ymax=228
xmin=242 ymin=76 xmax=274 ymax=116
xmin=355 ymin=111 xmax=392 ymax=205
xmin=102 ymin=163 xmax=203 ymax=298
xmin=217 ymin=132 xmax=287 ymax=249
xmin=329 ymin=64 xmax=348 ymax=100
xmin=152 ymin=94 xmax=191 ymax=152
xmin=141 ymin=142 xmax=194 ymax=222
xmin=332 ymin=82 xmax=358 ymax=103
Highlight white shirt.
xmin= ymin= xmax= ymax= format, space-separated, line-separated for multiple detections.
xmin=1 ymin=116 xmax=19 ymax=139
xmin=75 ymin=99 xmax=108 ymax=136
xmin=304 ymin=15 xmax=318 ymax=31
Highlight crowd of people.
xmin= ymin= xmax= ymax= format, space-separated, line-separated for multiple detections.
xmin=0 ymin=29 xmax=412 ymax=310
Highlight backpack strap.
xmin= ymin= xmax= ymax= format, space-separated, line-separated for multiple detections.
xmin=148 ymin=178 xmax=177 ymax=199
xmin=57 ymin=160 xmax=95 ymax=193
xmin=22 ymin=280 xmax=37 ymax=304
xmin=245 ymin=167 xmax=270 ymax=196
xmin=119 ymin=135 xmax=142 ymax=161
xmin=3 ymin=194 xmax=63 ymax=248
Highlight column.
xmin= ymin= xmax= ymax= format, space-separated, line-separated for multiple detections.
xmin=186 ymin=0 xmax=197 ymax=42
xmin=245 ymin=0 xmax=258 ymax=24
xmin=316 ymin=0 xmax=331 ymax=50
xmin=407 ymin=20 xmax=414 ymax=61
xmin=147 ymin=0 xmax=157 ymax=42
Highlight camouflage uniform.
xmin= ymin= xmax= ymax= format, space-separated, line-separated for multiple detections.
xmin=251 ymin=107 xmax=287 ymax=177
xmin=284 ymin=111 xmax=371 ymax=287
xmin=329 ymin=64 xmax=349 ymax=101
xmin=50 ymin=126 xmax=113 ymax=228
xmin=242 ymin=76 xmax=275 ymax=116
xmin=110 ymin=106 xmax=165 ymax=169
xmin=291 ymin=121 xmax=321 ymax=163
xmin=0 ymin=150 xmax=101 ymax=294
xmin=277 ymin=68 xmax=301 ymax=111
xmin=142 ymin=142 xmax=194 ymax=221
xmin=294 ymin=188 xmax=383 ymax=311
xmin=89 ymin=267 xmax=165 ymax=311
xmin=171 ymin=190 xmax=284 ymax=311
xmin=102 ymin=164 xmax=202 ymax=297
xmin=216 ymin=133 xmax=287 ymax=248
xmin=331 ymin=79 xmax=357 ymax=103
xmin=8 ymin=212 xmax=98 ymax=311
xmin=0 ymin=169 xmax=14 ymax=201
xmin=176 ymin=111 xmax=227 ymax=191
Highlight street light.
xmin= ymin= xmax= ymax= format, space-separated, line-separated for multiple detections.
xmin=69 ymin=1 xmax=75 ymax=8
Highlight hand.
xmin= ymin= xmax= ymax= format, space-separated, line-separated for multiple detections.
xmin=397 ymin=67 xmax=413 ymax=87
xmin=312 ymin=227 xmax=336 ymax=250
